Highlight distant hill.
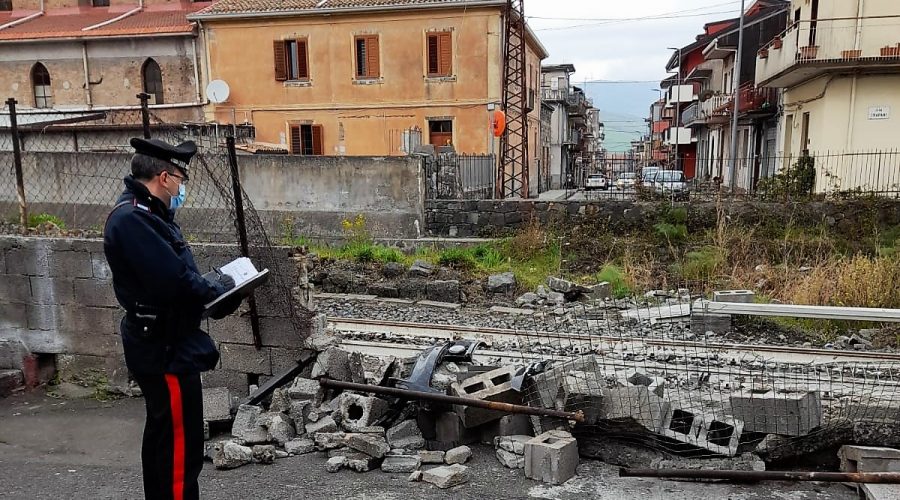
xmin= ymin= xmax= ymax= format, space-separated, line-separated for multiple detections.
xmin=598 ymin=110 xmax=647 ymax=153
xmin=580 ymin=81 xmax=656 ymax=152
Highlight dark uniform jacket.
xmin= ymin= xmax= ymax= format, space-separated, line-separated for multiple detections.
xmin=104 ymin=175 xmax=225 ymax=374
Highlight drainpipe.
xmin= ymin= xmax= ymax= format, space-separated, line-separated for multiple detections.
xmin=82 ymin=42 xmax=93 ymax=109
xmin=82 ymin=0 xmax=143 ymax=31
xmin=191 ymin=37 xmax=202 ymax=103
xmin=847 ymin=0 xmax=864 ymax=149
xmin=0 ymin=0 xmax=44 ymax=31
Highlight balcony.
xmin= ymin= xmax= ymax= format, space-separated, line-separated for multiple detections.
xmin=698 ymin=85 xmax=778 ymax=123
xmin=541 ymin=87 xmax=568 ymax=102
xmin=664 ymin=127 xmax=696 ymax=146
xmin=666 ymin=84 xmax=698 ymax=107
xmin=757 ymin=18 xmax=900 ymax=88
xmin=681 ymin=103 xmax=704 ymax=127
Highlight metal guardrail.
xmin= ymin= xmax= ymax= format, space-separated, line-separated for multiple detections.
xmin=699 ymin=300 xmax=900 ymax=323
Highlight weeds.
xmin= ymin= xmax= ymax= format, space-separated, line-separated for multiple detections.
xmin=27 ymin=213 xmax=65 ymax=229
xmin=596 ymin=264 xmax=632 ymax=299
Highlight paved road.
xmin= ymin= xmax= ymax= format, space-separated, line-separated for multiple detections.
xmin=0 ymin=391 xmax=859 ymax=500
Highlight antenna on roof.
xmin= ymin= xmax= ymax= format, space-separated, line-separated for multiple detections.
xmin=315 ymin=0 xmax=328 ymax=7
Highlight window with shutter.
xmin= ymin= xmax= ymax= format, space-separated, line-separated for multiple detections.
xmin=427 ymin=32 xmax=452 ymax=77
xmin=276 ymin=39 xmax=310 ymax=81
xmin=290 ymin=124 xmax=324 ymax=156
xmin=355 ymin=35 xmax=379 ymax=79
xmin=297 ymin=40 xmax=309 ymax=80
xmin=274 ymin=41 xmax=287 ymax=81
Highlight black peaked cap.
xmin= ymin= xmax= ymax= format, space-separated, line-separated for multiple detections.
xmin=130 ymin=138 xmax=197 ymax=179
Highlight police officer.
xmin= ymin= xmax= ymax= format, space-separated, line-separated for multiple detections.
xmin=104 ymin=137 xmax=240 ymax=500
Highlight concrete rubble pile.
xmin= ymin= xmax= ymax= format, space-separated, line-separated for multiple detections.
xmin=200 ymin=311 xmax=831 ymax=489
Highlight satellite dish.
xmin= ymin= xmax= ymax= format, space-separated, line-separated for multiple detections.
xmin=206 ymin=80 xmax=230 ymax=104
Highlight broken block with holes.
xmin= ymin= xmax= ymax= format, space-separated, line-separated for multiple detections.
xmin=524 ymin=430 xmax=579 ymax=485
xmin=338 ymin=392 xmax=389 ymax=432
xmin=729 ymin=390 xmax=821 ymax=436
xmin=602 ymin=386 xmax=671 ymax=433
xmin=661 ymin=408 xmax=744 ymax=457
xmin=450 ymin=366 xmax=521 ymax=428
xmin=559 ymin=372 xmax=605 ymax=425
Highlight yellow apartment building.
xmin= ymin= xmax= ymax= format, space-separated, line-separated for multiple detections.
xmin=189 ymin=0 xmax=548 ymax=178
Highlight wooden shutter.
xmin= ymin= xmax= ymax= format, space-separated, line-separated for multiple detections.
xmin=427 ymin=34 xmax=439 ymax=75
xmin=274 ymin=40 xmax=287 ymax=81
xmin=290 ymin=125 xmax=302 ymax=154
xmin=311 ymin=125 xmax=324 ymax=155
xmin=297 ymin=39 xmax=309 ymax=79
xmin=365 ymin=36 xmax=380 ymax=78
xmin=438 ymin=32 xmax=452 ymax=76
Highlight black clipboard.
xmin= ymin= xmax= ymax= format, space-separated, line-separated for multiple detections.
xmin=202 ymin=268 xmax=270 ymax=319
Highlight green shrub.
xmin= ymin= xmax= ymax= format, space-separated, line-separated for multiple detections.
xmin=27 ymin=213 xmax=66 ymax=229
xmin=665 ymin=207 xmax=688 ymax=225
xmin=344 ymin=242 xmax=375 ymax=263
xmin=438 ymin=247 xmax=478 ymax=270
xmin=675 ymin=246 xmax=724 ymax=281
xmin=472 ymin=244 xmax=504 ymax=268
xmin=653 ymin=222 xmax=688 ymax=243
xmin=372 ymin=246 xmax=404 ymax=264
xmin=597 ymin=264 xmax=631 ymax=299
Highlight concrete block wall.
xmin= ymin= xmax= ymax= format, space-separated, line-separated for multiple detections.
xmin=0 ymin=236 xmax=308 ymax=396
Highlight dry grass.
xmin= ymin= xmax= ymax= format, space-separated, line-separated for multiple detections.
xmin=780 ymin=254 xmax=900 ymax=308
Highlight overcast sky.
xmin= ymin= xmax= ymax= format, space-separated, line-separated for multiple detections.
xmin=525 ymin=0 xmax=746 ymax=149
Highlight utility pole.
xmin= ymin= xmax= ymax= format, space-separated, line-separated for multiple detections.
xmin=728 ymin=0 xmax=747 ymax=191
xmin=667 ymin=47 xmax=682 ymax=171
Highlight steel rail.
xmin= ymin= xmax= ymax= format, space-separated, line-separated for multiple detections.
xmin=620 ymin=468 xmax=900 ymax=483
xmin=328 ymin=317 xmax=900 ymax=363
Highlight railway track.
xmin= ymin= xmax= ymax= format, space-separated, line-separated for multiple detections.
xmin=328 ymin=316 xmax=900 ymax=366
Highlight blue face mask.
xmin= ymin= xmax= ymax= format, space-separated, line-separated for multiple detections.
xmin=169 ymin=183 xmax=186 ymax=211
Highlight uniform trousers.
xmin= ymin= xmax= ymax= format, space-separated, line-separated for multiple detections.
xmin=133 ymin=372 xmax=204 ymax=500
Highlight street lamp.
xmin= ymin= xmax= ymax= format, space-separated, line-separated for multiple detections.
xmin=667 ymin=47 xmax=682 ymax=172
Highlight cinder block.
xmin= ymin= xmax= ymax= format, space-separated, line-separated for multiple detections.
xmin=603 ymin=386 xmax=671 ymax=433
xmin=49 ymin=251 xmax=93 ymax=278
xmin=231 ymin=404 xmax=268 ymax=444
xmin=450 ymin=365 xmax=521 ymax=428
xmin=310 ymin=346 xmax=352 ymax=381
xmin=661 ymin=408 xmax=744 ymax=456
xmin=839 ymin=445 xmax=900 ymax=473
xmin=270 ymin=347 xmax=306 ymax=374
xmin=338 ymin=392 xmax=389 ymax=432
xmin=210 ymin=315 xmax=254 ymax=345
xmin=28 ymin=277 xmax=75 ymax=305
xmin=713 ymin=290 xmax=755 ymax=303
xmin=0 ymin=274 xmax=33 ymax=304
xmin=729 ymin=390 xmax=821 ymax=436
xmin=347 ymin=432 xmax=390 ymax=459
xmin=201 ymin=369 xmax=249 ymax=398
xmin=5 ymin=247 xmax=49 ymax=276
xmin=90 ymin=253 xmax=112 ymax=280
xmin=422 ymin=464 xmax=469 ymax=489
xmin=259 ymin=317 xmax=304 ymax=348
xmin=387 ymin=419 xmax=426 ymax=450
xmin=73 ymin=279 xmax=118 ymax=308
xmin=203 ymin=387 xmax=233 ymax=422
xmin=480 ymin=414 xmax=533 ymax=444
xmin=287 ymin=376 xmax=320 ymax=401
xmin=560 ymin=372 xmax=605 ymax=424
xmin=0 ymin=338 xmax=29 ymax=370
xmin=219 ymin=343 xmax=271 ymax=375
xmin=524 ymin=430 xmax=579 ymax=485
xmin=435 ymin=412 xmax=479 ymax=447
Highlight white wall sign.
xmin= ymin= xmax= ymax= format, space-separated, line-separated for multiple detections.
xmin=868 ymin=106 xmax=890 ymax=120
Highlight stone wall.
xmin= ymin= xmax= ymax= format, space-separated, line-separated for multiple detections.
xmin=424 ymin=199 xmax=900 ymax=237
xmin=0 ymin=236 xmax=308 ymax=397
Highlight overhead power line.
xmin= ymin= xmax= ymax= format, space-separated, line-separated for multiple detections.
xmin=533 ymin=9 xmax=740 ymax=31
xmin=528 ymin=0 xmax=740 ymax=23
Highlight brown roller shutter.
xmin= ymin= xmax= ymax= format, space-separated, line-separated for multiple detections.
xmin=290 ymin=125 xmax=302 ymax=154
xmin=274 ymin=40 xmax=287 ymax=81
xmin=311 ymin=125 xmax=324 ymax=155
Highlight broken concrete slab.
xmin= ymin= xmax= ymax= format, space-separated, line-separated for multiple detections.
xmin=284 ymin=438 xmax=316 ymax=455
xmin=419 ymin=450 xmax=446 ymax=464
xmin=231 ymin=404 xmax=269 ymax=444
xmin=408 ymin=260 xmax=434 ymax=277
xmin=213 ymin=441 xmax=253 ymax=470
xmin=251 ymin=444 xmax=277 ymax=465
xmin=484 ymin=272 xmax=516 ymax=294
xmin=287 ymin=377 xmax=321 ymax=401
xmin=713 ymin=290 xmax=756 ymax=303
xmin=496 ymin=448 xmax=525 ymax=469
xmin=422 ymin=464 xmax=470 ymax=489
xmin=0 ymin=369 xmax=24 ymax=398
xmin=625 ymin=371 xmax=666 ymax=398
xmin=263 ymin=413 xmax=295 ymax=446
xmin=306 ymin=415 xmax=338 ymax=435
xmin=268 ymin=387 xmax=292 ymax=414
xmin=310 ymin=347 xmax=353 ymax=381
xmin=381 ymin=455 xmax=422 ymax=473
xmin=445 ymin=445 xmax=472 ymax=465
xmin=325 ymin=456 xmax=346 ymax=473
xmin=313 ymin=432 xmax=347 ymax=450
xmin=417 ymin=300 xmax=462 ymax=310
xmin=338 ymin=393 xmax=389 ymax=432
xmin=450 ymin=365 xmax=521 ymax=428
xmin=839 ymin=446 xmax=900 ymax=473
xmin=560 ymin=372 xmax=605 ymax=425
xmin=489 ymin=306 xmax=534 ymax=316
xmin=860 ymin=484 xmax=900 ymax=500
xmin=480 ymin=414 xmax=533 ymax=444
xmin=347 ymin=433 xmax=391 ymax=459
xmin=524 ymin=430 xmax=579 ymax=485
xmin=495 ymin=435 xmax=532 ymax=455
xmin=387 ymin=419 xmax=426 ymax=450
xmin=202 ymin=387 xmax=232 ymax=422
xmin=345 ymin=452 xmax=383 ymax=472
xmin=729 ymin=390 xmax=821 ymax=437
xmin=288 ymin=400 xmax=312 ymax=433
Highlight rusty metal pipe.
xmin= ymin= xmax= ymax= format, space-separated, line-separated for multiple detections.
xmin=619 ymin=468 xmax=900 ymax=483
xmin=319 ymin=378 xmax=585 ymax=423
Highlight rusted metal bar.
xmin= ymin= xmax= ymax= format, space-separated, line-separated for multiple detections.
xmin=319 ymin=378 xmax=585 ymax=423
xmin=619 ymin=468 xmax=900 ymax=483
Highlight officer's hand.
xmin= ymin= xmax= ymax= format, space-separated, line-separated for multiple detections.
xmin=218 ymin=273 xmax=236 ymax=292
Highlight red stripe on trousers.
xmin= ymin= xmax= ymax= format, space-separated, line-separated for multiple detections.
xmin=164 ymin=374 xmax=185 ymax=500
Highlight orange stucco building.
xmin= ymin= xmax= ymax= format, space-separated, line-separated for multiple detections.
xmin=190 ymin=0 xmax=547 ymax=171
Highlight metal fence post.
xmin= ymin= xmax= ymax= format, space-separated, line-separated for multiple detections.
xmin=137 ymin=93 xmax=151 ymax=139
xmin=6 ymin=98 xmax=27 ymax=232
xmin=226 ymin=135 xmax=263 ymax=350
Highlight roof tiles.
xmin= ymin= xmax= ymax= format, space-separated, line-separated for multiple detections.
xmin=0 ymin=3 xmax=211 ymax=41
xmin=192 ymin=0 xmax=496 ymax=17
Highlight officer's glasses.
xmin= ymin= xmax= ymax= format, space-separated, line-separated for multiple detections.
xmin=164 ymin=172 xmax=189 ymax=185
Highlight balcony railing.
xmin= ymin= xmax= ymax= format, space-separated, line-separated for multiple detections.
xmin=541 ymin=88 xmax=568 ymax=102
xmin=697 ymin=85 xmax=777 ymax=121
xmin=681 ymin=103 xmax=702 ymax=126
xmin=757 ymin=17 xmax=900 ymax=87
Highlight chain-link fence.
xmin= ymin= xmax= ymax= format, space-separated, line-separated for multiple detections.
xmin=2 ymin=94 xmax=312 ymax=348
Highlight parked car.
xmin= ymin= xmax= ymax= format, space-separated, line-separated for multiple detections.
xmin=652 ymin=170 xmax=690 ymax=199
xmin=616 ymin=172 xmax=637 ymax=190
xmin=585 ymin=174 xmax=609 ymax=191
xmin=639 ymin=166 xmax=661 ymax=186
